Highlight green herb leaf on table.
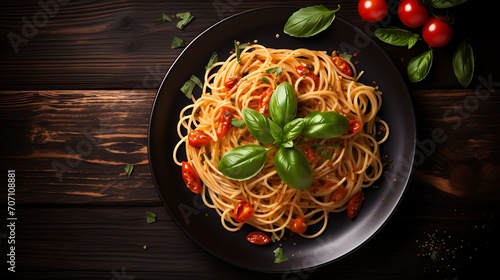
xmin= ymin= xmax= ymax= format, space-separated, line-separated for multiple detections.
xmin=283 ymin=5 xmax=340 ymax=38
xmin=171 ymin=36 xmax=185 ymax=49
xmin=124 ymin=163 xmax=134 ymax=177
xmin=176 ymin=12 xmax=193 ymax=30
xmin=429 ymin=0 xmax=470 ymax=9
xmin=145 ymin=211 xmax=156 ymax=224
xmin=407 ymin=49 xmax=433 ymax=83
xmin=452 ymin=40 xmax=474 ymax=87
xmin=374 ymin=26 xmax=419 ymax=49
xmin=153 ymin=12 xmax=171 ymax=25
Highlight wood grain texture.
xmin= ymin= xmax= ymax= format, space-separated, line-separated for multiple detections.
xmin=1 ymin=0 xmax=499 ymax=90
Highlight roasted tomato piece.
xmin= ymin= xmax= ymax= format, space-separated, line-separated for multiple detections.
xmin=348 ymin=119 xmax=362 ymax=134
xmin=290 ymin=216 xmax=307 ymax=234
xmin=332 ymin=56 xmax=353 ymax=76
xmin=224 ymin=76 xmax=239 ymax=89
xmin=188 ymin=130 xmax=211 ymax=147
xmin=258 ymin=87 xmax=274 ymax=114
xmin=215 ymin=107 xmax=232 ymax=138
xmin=295 ymin=64 xmax=319 ymax=83
xmin=347 ymin=192 xmax=365 ymax=219
xmin=181 ymin=161 xmax=202 ymax=194
xmin=233 ymin=200 xmax=254 ymax=223
xmin=246 ymin=231 xmax=271 ymax=245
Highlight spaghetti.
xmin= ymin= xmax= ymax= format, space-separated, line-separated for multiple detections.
xmin=173 ymin=44 xmax=388 ymax=240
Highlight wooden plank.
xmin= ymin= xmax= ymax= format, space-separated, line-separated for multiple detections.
xmin=0 ymin=0 xmax=498 ymax=90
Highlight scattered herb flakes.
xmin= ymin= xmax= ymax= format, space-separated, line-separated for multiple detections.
xmin=273 ymin=247 xmax=289 ymax=263
xmin=145 ymin=211 xmax=157 ymax=224
xmin=180 ymin=75 xmax=202 ymax=99
xmin=176 ymin=12 xmax=194 ymax=30
xmin=124 ymin=163 xmax=134 ymax=177
xmin=153 ymin=12 xmax=171 ymax=25
xmin=171 ymin=36 xmax=186 ymax=49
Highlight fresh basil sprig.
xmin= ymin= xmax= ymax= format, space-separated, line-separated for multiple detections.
xmin=218 ymin=82 xmax=348 ymax=190
xmin=452 ymin=40 xmax=474 ymax=87
xmin=374 ymin=27 xmax=419 ymax=49
xmin=407 ymin=49 xmax=433 ymax=83
xmin=284 ymin=5 xmax=340 ymax=38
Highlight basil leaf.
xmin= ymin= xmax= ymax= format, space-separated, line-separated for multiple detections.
xmin=274 ymin=146 xmax=312 ymax=190
xmin=283 ymin=118 xmax=305 ymax=142
xmin=230 ymin=119 xmax=245 ymax=128
xmin=407 ymin=49 xmax=433 ymax=83
xmin=284 ymin=5 xmax=340 ymax=38
xmin=206 ymin=52 xmax=218 ymax=69
xmin=269 ymin=82 xmax=297 ymax=128
xmin=124 ymin=163 xmax=134 ymax=177
xmin=218 ymin=145 xmax=268 ymax=181
xmin=302 ymin=111 xmax=348 ymax=138
xmin=234 ymin=40 xmax=248 ymax=64
xmin=145 ymin=211 xmax=156 ymax=224
xmin=452 ymin=40 xmax=474 ymax=88
xmin=153 ymin=12 xmax=171 ymax=25
xmin=176 ymin=12 xmax=194 ymax=30
xmin=180 ymin=75 xmax=202 ymax=98
xmin=171 ymin=36 xmax=186 ymax=49
xmin=374 ymin=27 xmax=419 ymax=49
xmin=242 ymin=108 xmax=274 ymax=144
xmin=265 ymin=67 xmax=283 ymax=76
xmin=429 ymin=0 xmax=470 ymax=8
xmin=269 ymin=119 xmax=285 ymax=146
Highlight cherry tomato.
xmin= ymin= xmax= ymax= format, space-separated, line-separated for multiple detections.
xmin=215 ymin=107 xmax=232 ymax=138
xmin=422 ymin=15 xmax=453 ymax=48
xmin=295 ymin=64 xmax=319 ymax=83
xmin=331 ymin=56 xmax=353 ymax=76
xmin=332 ymin=185 xmax=347 ymax=203
xmin=398 ymin=0 xmax=429 ymax=28
xmin=358 ymin=0 xmax=388 ymax=23
xmin=224 ymin=76 xmax=239 ymax=89
xmin=258 ymin=87 xmax=273 ymax=114
xmin=348 ymin=119 xmax=362 ymax=134
xmin=246 ymin=231 xmax=271 ymax=245
xmin=188 ymin=130 xmax=211 ymax=147
xmin=347 ymin=192 xmax=365 ymax=219
xmin=290 ymin=216 xmax=307 ymax=234
xmin=233 ymin=200 xmax=254 ymax=223
xmin=181 ymin=161 xmax=202 ymax=194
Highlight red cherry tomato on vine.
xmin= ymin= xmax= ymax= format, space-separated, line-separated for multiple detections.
xmin=233 ymin=200 xmax=254 ymax=223
xmin=246 ymin=231 xmax=271 ymax=245
xmin=398 ymin=0 xmax=429 ymax=28
xmin=347 ymin=192 xmax=365 ymax=219
xmin=181 ymin=161 xmax=202 ymax=194
xmin=358 ymin=0 xmax=388 ymax=23
xmin=422 ymin=15 xmax=453 ymax=48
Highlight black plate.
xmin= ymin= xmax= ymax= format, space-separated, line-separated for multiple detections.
xmin=148 ymin=6 xmax=416 ymax=273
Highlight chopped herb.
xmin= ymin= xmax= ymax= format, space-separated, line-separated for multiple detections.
xmin=260 ymin=76 xmax=270 ymax=84
xmin=273 ymin=247 xmax=289 ymax=263
xmin=153 ymin=12 xmax=171 ymax=25
xmin=206 ymin=52 xmax=218 ymax=69
xmin=145 ymin=211 xmax=156 ymax=224
xmin=171 ymin=36 xmax=186 ymax=49
xmin=265 ymin=66 xmax=283 ymax=76
xmin=124 ymin=163 xmax=134 ymax=177
xmin=230 ymin=119 xmax=246 ymax=128
xmin=234 ymin=40 xmax=248 ymax=64
xmin=176 ymin=12 xmax=194 ymax=30
xmin=181 ymin=75 xmax=202 ymax=98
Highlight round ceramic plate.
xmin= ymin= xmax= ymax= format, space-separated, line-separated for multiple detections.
xmin=148 ymin=6 xmax=416 ymax=273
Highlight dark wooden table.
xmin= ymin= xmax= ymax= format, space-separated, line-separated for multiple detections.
xmin=1 ymin=0 xmax=499 ymax=279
